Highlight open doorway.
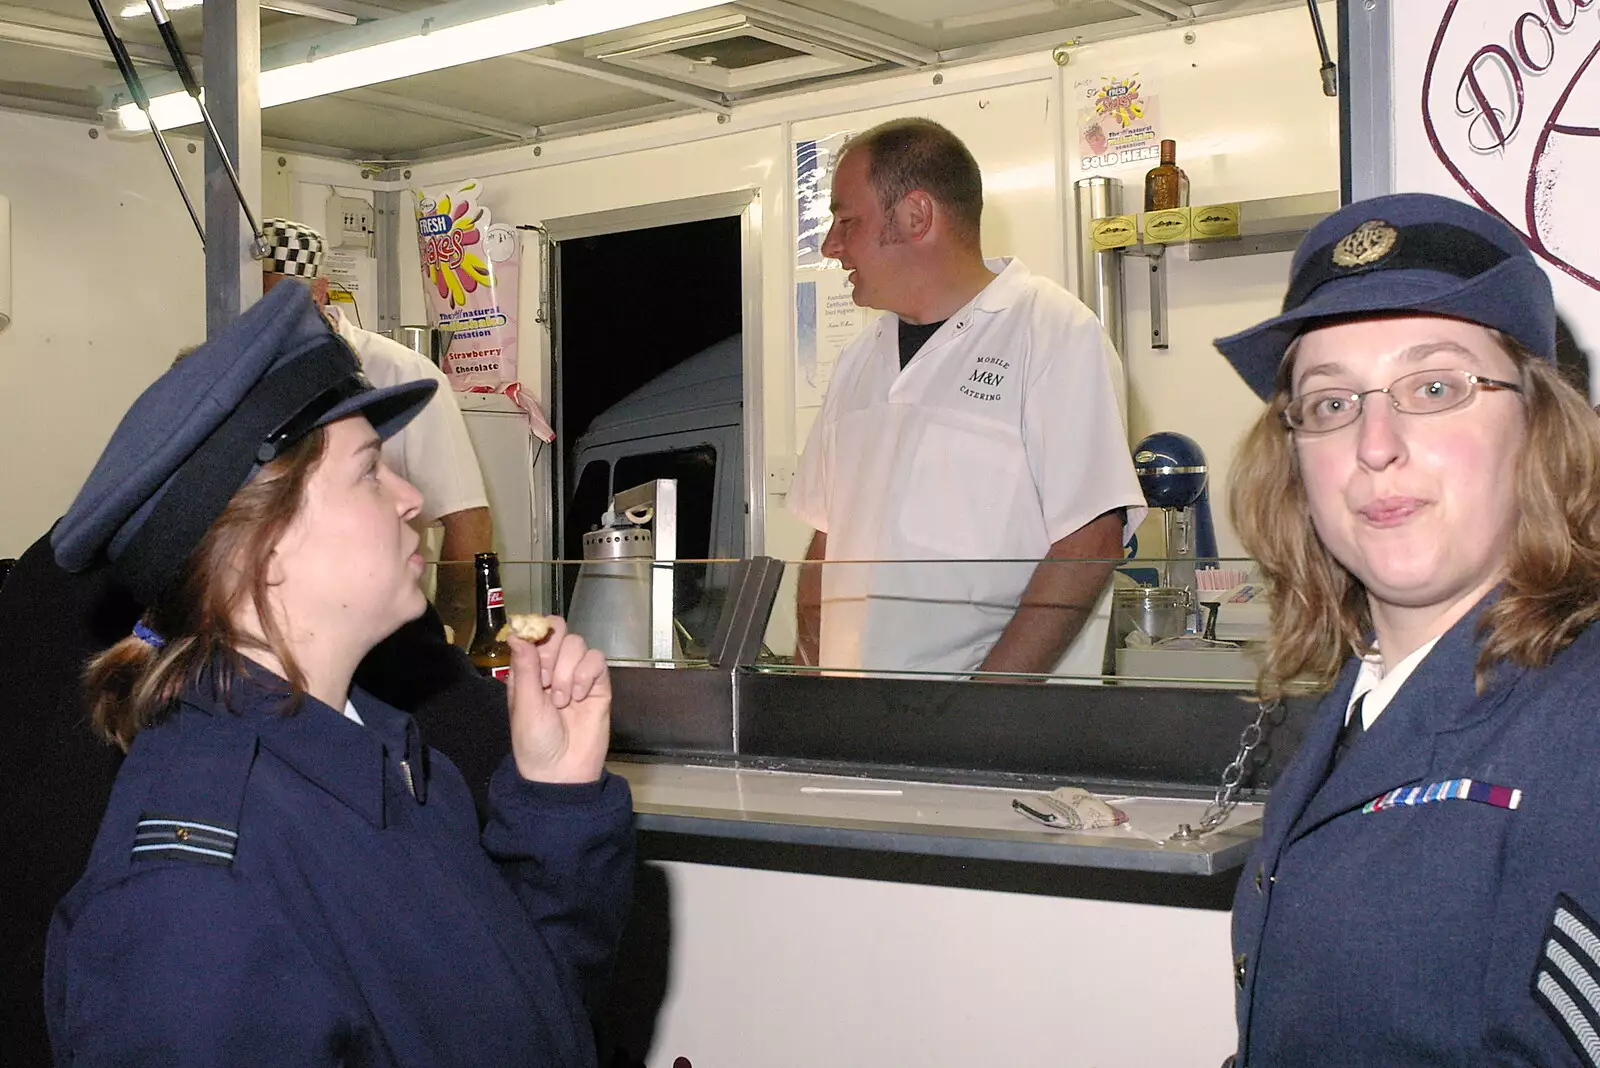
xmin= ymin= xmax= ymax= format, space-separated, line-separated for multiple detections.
xmin=552 ymin=214 xmax=744 ymax=649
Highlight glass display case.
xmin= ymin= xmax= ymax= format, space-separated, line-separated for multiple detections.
xmin=429 ymin=551 xmax=1315 ymax=875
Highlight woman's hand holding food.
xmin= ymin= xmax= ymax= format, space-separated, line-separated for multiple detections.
xmin=503 ymin=615 xmax=611 ymax=784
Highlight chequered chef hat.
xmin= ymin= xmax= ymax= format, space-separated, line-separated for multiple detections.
xmin=261 ymin=218 xmax=326 ymax=279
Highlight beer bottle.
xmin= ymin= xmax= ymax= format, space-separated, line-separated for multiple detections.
xmin=468 ymin=552 xmax=512 ymax=681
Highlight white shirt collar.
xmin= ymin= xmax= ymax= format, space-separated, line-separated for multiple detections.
xmin=873 ymin=256 xmax=1029 ymax=339
xmin=1345 ymin=636 xmax=1442 ymax=730
xmin=970 ymin=256 xmax=1027 ymax=313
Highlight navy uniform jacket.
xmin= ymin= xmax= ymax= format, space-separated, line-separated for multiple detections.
xmin=3 ymin=527 xmax=516 ymax=1068
xmin=44 ymin=664 xmax=635 ymax=1067
xmin=1233 ymin=597 xmax=1600 ymax=1066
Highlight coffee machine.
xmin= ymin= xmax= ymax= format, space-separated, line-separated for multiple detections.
xmin=1132 ymin=431 xmax=1217 ymax=625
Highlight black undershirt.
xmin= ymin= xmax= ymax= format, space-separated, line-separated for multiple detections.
xmin=897 ymin=318 xmax=947 ymax=370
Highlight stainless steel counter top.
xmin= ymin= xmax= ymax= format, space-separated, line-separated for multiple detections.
xmin=611 ymin=760 xmax=1263 ymax=876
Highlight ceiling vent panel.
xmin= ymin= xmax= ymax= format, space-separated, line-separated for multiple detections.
xmin=585 ymin=12 xmax=878 ymax=93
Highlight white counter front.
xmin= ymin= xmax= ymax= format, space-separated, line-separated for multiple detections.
xmin=605 ymin=760 xmax=1254 ymax=1068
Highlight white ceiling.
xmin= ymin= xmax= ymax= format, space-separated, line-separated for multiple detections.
xmin=0 ymin=0 xmax=1301 ymax=161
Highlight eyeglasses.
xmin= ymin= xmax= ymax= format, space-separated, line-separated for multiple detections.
xmin=1282 ymin=368 xmax=1523 ymax=434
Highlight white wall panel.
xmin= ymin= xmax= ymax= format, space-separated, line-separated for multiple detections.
xmin=0 ymin=110 xmax=372 ymax=557
xmin=0 ymin=111 xmax=206 ymax=556
xmin=646 ymin=860 xmax=1237 ymax=1068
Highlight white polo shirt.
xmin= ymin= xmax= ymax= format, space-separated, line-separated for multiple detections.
xmin=789 ymin=257 xmax=1147 ymax=673
xmin=329 ymin=309 xmax=489 ymax=526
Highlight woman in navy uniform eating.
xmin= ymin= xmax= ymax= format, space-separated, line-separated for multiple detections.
xmin=43 ymin=281 xmax=633 ymax=1067
xmin=1218 ymin=192 xmax=1600 ymax=1066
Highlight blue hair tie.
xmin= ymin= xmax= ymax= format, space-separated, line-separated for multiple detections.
xmin=133 ymin=621 xmax=167 ymax=649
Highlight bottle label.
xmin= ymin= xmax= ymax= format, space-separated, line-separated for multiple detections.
xmin=491 ymin=665 xmax=511 ymax=682
xmin=487 ymin=586 xmax=504 ymax=609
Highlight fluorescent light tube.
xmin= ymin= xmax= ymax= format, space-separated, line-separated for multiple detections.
xmin=119 ymin=0 xmax=198 ymax=15
xmin=121 ymin=0 xmax=360 ymax=25
xmin=112 ymin=0 xmax=724 ymax=131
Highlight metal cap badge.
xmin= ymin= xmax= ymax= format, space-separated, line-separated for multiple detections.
xmin=1330 ymin=220 xmax=1398 ymax=268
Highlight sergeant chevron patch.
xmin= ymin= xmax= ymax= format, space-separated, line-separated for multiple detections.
xmin=1533 ymin=894 xmax=1600 ymax=1068
xmin=132 ymin=813 xmax=239 ymax=867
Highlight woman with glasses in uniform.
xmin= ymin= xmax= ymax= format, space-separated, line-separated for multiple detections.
xmin=1218 ymin=193 xmax=1600 ymax=1066
xmin=43 ymin=282 xmax=633 ymax=1067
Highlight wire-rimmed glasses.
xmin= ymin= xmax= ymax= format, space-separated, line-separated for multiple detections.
xmin=1283 ymin=369 xmax=1523 ymax=434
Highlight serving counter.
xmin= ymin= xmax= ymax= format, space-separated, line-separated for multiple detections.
xmin=589 ymin=655 xmax=1311 ymax=1067
xmin=614 ymin=758 xmax=1264 ymax=877
xmin=510 ymin=556 xmax=1313 ymax=1066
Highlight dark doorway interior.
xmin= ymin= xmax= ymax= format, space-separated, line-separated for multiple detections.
xmin=554 ymin=215 xmax=743 ymax=599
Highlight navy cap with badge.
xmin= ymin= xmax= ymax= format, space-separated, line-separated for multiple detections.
xmin=1214 ymin=192 xmax=1557 ymax=400
xmin=52 ymin=280 xmax=437 ymax=605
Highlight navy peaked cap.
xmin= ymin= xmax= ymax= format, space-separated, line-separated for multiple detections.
xmin=52 ymin=281 xmax=436 ymax=603
xmin=1214 ymin=192 xmax=1556 ymax=400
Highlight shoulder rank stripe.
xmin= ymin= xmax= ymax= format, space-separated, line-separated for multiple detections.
xmin=132 ymin=814 xmax=239 ymax=867
xmin=1535 ymin=894 xmax=1600 ymax=1067
xmin=1361 ymin=778 xmax=1522 ymax=814
xmin=1561 ymin=909 xmax=1600 ymax=967
xmin=1535 ymin=973 xmax=1600 ymax=1066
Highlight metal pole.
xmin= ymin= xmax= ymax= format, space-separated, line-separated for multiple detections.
xmin=1307 ymin=0 xmax=1338 ymax=97
xmin=1339 ymin=0 xmax=1394 ymax=203
xmin=201 ymin=0 xmax=262 ymax=336
xmin=1072 ymin=177 xmax=1127 ymax=358
xmin=373 ymin=188 xmax=403 ymax=337
xmin=146 ymin=0 xmax=267 ymax=260
xmin=83 ymin=0 xmax=204 ymax=244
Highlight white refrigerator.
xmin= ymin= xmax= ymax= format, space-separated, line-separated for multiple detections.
xmin=453 ymin=390 xmax=550 ymax=617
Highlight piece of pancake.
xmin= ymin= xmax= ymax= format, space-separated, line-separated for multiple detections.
xmin=496 ymin=613 xmax=553 ymax=643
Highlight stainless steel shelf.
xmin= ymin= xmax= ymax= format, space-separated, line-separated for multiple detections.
xmin=1089 ymin=190 xmax=1340 ymax=347
xmin=1185 ymin=190 xmax=1341 ymax=261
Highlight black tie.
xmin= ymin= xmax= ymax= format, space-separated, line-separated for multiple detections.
xmin=1334 ymin=693 xmax=1366 ymax=766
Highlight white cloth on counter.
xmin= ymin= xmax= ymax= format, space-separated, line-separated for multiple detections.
xmin=789 ymin=257 xmax=1147 ymax=675
xmin=1013 ymin=786 xmax=1128 ymax=831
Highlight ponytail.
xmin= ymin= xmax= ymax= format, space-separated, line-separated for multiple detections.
xmin=81 ymin=428 xmax=328 ymax=748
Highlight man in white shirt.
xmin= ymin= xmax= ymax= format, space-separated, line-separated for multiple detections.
xmin=325 ymin=308 xmax=493 ymax=638
xmin=789 ymin=119 xmax=1146 ymax=675
xmin=260 ymin=218 xmax=493 ymax=646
